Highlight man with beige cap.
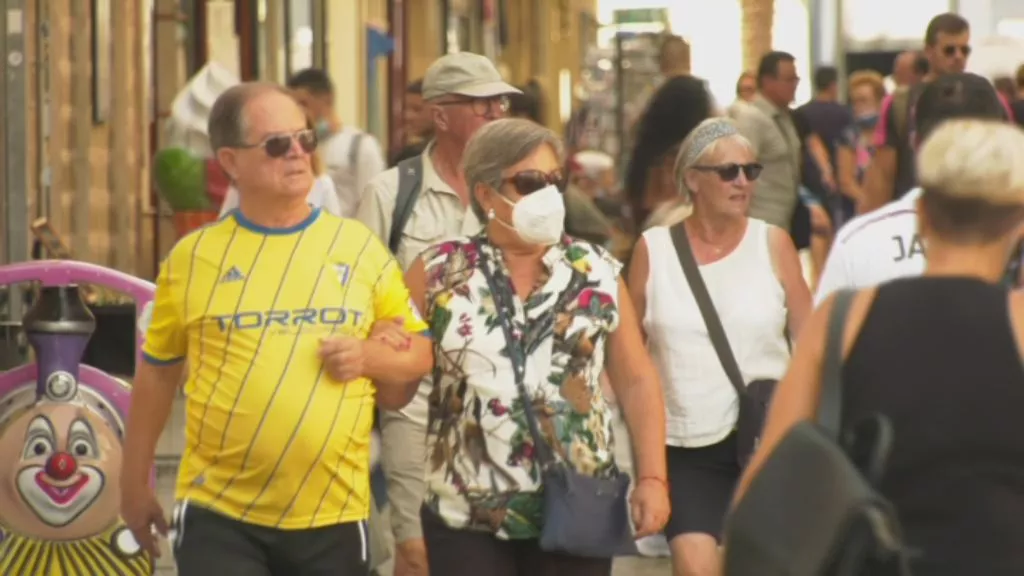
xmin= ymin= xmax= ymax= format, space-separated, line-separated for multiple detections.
xmin=356 ymin=51 xmax=519 ymax=576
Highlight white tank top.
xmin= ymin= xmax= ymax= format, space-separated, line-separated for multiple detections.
xmin=642 ymin=219 xmax=790 ymax=448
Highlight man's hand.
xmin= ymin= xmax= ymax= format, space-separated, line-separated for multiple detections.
xmin=121 ymin=483 xmax=168 ymax=558
xmin=371 ymin=317 xmax=411 ymax=350
xmin=630 ymin=478 xmax=670 ymax=538
xmin=319 ymin=337 xmax=365 ymax=382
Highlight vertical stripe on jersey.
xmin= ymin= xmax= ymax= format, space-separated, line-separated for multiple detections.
xmin=308 ymin=262 xmax=393 ymax=527
xmin=184 ymin=226 xmax=308 ymax=501
xmin=189 ymin=226 xmax=245 ymax=447
xmin=236 ymin=228 xmax=373 ymax=524
xmin=208 ymin=219 xmax=353 ymax=509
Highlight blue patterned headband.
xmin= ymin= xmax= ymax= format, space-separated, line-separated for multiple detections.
xmin=676 ymin=119 xmax=741 ymax=175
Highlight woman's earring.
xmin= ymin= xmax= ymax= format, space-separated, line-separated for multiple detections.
xmin=487 ymin=208 xmax=496 ymax=220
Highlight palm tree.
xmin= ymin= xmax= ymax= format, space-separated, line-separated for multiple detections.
xmin=741 ymin=0 xmax=774 ymax=72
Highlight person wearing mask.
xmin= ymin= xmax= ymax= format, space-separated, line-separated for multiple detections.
xmin=738 ymin=117 xmax=1024 ymax=576
xmin=815 ymin=73 xmax=1010 ymax=304
xmin=629 ymin=117 xmax=810 ymax=576
xmin=407 ymin=117 xmax=669 ymax=575
xmin=289 ymin=68 xmax=387 ymax=216
xmin=862 ymin=13 xmax=971 ymax=211
xmin=733 ymin=51 xmax=803 ymax=231
xmin=835 ymin=70 xmax=887 ymax=227
xmin=356 ymin=51 xmax=520 ymax=576
xmin=120 ymin=82 xmax=433 ymax=574
xmin=626 ymin=75 xmax=716 ymax=233
xmin=392 ymin=80 xmax=435 ymax=166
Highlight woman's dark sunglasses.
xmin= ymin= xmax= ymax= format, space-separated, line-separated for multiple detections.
xmin=237 ymin=129 xmax=318 ymax=158
xmin=693 ymin=162 xmax=763 ymax=182
xmin=501 ymin=169 xmax=565 ymax=195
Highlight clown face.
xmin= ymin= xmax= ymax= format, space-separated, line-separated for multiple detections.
xmin=0 ymin=402 xmax=121 ymax=540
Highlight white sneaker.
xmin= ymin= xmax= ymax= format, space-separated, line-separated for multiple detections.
xmin=635 ymin=534 xmax=671 ymax=557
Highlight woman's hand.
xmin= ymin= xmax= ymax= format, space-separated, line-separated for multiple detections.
xmin=630 ymin=477 xmax=671 ymax=538
xmin=370 ymin=317 xmax=411 ymax=350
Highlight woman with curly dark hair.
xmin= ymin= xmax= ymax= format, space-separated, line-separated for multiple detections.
xmin=626 ymin=75 xmax=716 ymax=232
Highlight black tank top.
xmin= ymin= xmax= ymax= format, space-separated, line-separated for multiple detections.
xmin=842 ymin=277 xmax=1024 ymax=575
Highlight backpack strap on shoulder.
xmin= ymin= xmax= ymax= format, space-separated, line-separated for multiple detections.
xmin=389 ymin=155 xmax=424 ymax=255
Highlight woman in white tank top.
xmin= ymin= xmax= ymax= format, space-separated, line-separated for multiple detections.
xmin=626 ymin=118 xmax=811 ymax=576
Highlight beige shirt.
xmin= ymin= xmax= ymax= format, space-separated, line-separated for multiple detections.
xmin=355 ymin=142 xmax=482 ymax=423
xmin=733 ymin=95 xmax=801 ymax=229
xmin=356 ymin=142 xmax=482 ymax=271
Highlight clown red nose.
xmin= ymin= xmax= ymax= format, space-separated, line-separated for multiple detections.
xmin=45 ymin=452 xmax=77 ymax=481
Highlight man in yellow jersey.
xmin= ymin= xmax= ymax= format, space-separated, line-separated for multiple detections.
xmin=120 ymin=82 xmax=433 ymax=575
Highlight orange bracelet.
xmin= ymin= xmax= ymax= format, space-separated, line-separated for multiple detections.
xmin=637 ymin=476 xmax=669 ymax=491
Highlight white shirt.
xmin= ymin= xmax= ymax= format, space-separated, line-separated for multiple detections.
xmin=815 ymin=188 xmax=924 ymax=305
xmin=218 ymin=174 xmax=342 ymax=217
xmin=643 ymin=220 xmax=790 ymax=447
xmin=320 ymin=126 xmax=386 ymax=217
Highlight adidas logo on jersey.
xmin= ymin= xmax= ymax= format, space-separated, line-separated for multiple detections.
xmin=220 ymin=266 xmax=245 ymax=283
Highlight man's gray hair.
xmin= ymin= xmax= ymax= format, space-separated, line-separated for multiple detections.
xmin=462 ymin=118 xmax=564 ymax=221
xmin=208 ymin=82 xmax=291 ymax=152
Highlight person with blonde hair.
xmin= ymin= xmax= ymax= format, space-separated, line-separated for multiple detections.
xmin=736 ymin=116 xmax=1024 ymax=575
xmin=628 ymin=116 xmax=809 ymax=576
xmin=835 ymin=70 xmax=887 ymax=224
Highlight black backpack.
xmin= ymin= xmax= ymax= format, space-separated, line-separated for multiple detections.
xmin=723 ymin=289 xmax=912 ymax=576
xmin=387 ymin=156 xmax=424 ymax=255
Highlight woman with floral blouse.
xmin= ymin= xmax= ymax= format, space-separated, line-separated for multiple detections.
xmin=402 ymin=118 xmax=669 ymax=575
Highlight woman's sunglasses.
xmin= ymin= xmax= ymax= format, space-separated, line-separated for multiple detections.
xmin=237 ymin=129 xmax=318 ymax=159
xmin=693 ymin=162 xmax=763 ymax=182
xmin=501 ymin=169 xmax=565 ymax=195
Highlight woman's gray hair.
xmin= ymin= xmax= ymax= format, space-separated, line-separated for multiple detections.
xmin=673 ymin=117 xmax=754 ymax=197
xmin=462 ymin=118 xmax=565 ymax=221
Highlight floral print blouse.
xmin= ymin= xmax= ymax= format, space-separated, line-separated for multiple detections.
xmin=421 ymin=233 xmax=623 ymax=539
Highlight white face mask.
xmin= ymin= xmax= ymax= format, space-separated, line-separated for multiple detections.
xmin=493 ymin=184 xmax=566 ymax=245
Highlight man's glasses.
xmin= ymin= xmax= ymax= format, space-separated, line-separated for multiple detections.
xmin=693 ymin=163 xmax=763 ymax=182
xmin=236 ymin=129 xmax=318 ymax=158
xmin=437 ymin=95 xmax=511 ymax=117
xmin=502 ymin=169 xmax=565 ymax=195
xmin=942 ymin=44 xmax=971 ymax=57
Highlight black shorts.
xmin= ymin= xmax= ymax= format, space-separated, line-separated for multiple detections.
xmin=172 ymin=503 xmax=369 ymax=576
xmin=663 ymin=432 xmax=742 ymax=542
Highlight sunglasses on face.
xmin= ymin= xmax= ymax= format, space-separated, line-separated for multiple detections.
xmin=941 ymin=44 xmax=971 ymax=57
xmin=693 ymin=163 xmax=763 ymax=182
xmin=501 ymin=169 xmax=565 ymax=195
xmin=237 ymin=129 xmax=318 ymax=158
xmin=438 ymin=95 xmax=511 ymax=117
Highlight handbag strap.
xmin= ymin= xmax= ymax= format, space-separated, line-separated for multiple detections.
xmin=816 ymin=288 xmax=857 ymax=439
xmin=474 ymin=239 xmax=559 ymax=469
xmin=669 ymin=223 xmax=746 ymax=397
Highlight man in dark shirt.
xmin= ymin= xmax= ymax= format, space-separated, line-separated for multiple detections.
xmin=794 ymin=66 xmax=851 ymax=204
xmin=862 ymin=12 xmax=971 ymax=212
xmin=390 ymin=79 xmax=434 ymax=166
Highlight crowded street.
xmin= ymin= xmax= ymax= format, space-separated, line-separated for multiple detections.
xmin=4 ymin=1 xmax=1024 ymax=575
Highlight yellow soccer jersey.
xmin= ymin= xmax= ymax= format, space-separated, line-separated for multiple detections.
xmin=142 ymin=208 xmax=428 ymax=529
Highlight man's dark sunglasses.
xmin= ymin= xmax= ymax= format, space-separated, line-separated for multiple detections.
xmin=693 ymin=163 xmax=763 ymax=182
xmin=237 ymin=129 xmax=318 ymax=158
xmin=502 ymin=169 xmax=565 ymax=195
xmin=942 ymin=44 xmax=971 ymax=57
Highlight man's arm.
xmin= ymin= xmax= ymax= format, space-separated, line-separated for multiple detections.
xmin=605 ymin=278 xmax=667 ymax=482
xmin=123 ymin=258 xmax=187 ymax=487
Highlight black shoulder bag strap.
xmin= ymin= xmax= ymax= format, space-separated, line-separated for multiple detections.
xmin=669 ymin=223 xmax=746 ymax=398
xmin=473 ymin=239 xmax=559 ymax=470
xmin=388 ymin=156 xmax=424 ymax=255
xmin=817 ymin=288 xmax=856 ymax=439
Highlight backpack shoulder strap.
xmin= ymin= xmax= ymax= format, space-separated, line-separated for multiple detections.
xmin=389 ymin=155 xmax=424 ymax=255
xmin=817 ymin=288 xmax=857 ymax=438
